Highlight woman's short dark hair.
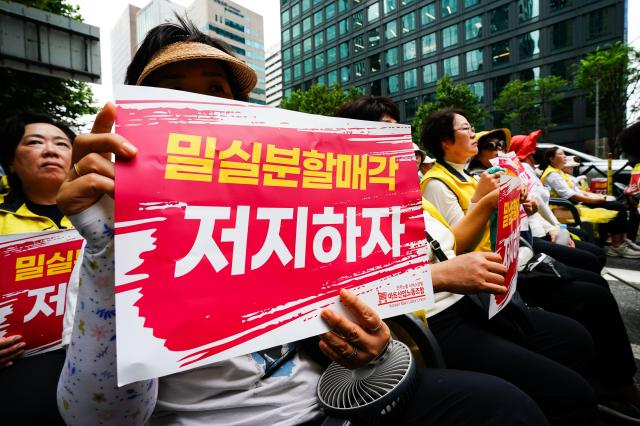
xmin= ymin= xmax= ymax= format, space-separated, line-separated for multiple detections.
xmin=619 ymin=121 xmax=640 ymax=161
xmin=0 ymin=112 xmax=75 ymax=191
xmin=542 ymin=146 xmax=560 ymax=170
xmin=420 ymin=108 xmax=467 ymax=160
xmin=125 ymin=15 xmax=248 ymax=101
xmin=334 ymin=96 xmax=400 ymax=122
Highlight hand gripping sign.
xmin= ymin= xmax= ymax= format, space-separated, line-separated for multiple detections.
xmin=0 ymin=230 xmax=83 ymax=355
xmin=489 ymin=156 xmax=522 ymax=318
xmin=114 ymin=86 xmax=433 ymax=385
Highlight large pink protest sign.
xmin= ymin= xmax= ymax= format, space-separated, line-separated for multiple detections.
xmin=0 ymin=230 xmax=82 ymax=355
xmin=113 ymin=86 xmax=432 ymax=385
xmin=489 ymin=157 xmax=522 ymax=318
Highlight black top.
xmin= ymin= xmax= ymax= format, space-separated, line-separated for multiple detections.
xmin=25 ymin=199 xmax=65 ymax=228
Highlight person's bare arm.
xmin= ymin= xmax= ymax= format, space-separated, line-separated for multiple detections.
xmin=452 ymin=189 xmax=498 ymax=254
xmin=430 ymin=252 xmax=507 ymax=295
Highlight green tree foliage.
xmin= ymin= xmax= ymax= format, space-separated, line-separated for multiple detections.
xmin=494 ymin=76 xmax=567 ymax=137
xmin=0 ymin=0 xmax=96 ymax=126
xmin=279 ymin=84 xmax=362 ymax=116
xmin=575 ymin=42 xmax=640 ymax=156
xmin=412 ymin=76 xmax=487 ymax=145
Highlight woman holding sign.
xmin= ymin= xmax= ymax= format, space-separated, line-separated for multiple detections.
xmin=54 ymin=18 xmax=550 ymax=426
xmin=0 ymin=112 xmax=76 ymax=425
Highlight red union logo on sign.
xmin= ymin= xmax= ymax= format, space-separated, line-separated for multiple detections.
xmin=113 ymin=86 xmax=433 ymax=385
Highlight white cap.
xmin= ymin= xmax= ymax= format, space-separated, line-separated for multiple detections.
xmin=565 ymin=155 xmax=580 ymax=167
xmin=412 ymin=143 xmax=426 ymax=157
xmin=422 ymin=155 xmax=435 ymax=164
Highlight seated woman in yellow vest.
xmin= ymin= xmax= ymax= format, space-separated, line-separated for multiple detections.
xmin=541 ymin=147 xmax=640 ymax=258
xmin=618 ymin=121 xmax=640 ymax=241
xmin=0 ymin=111 xmax=75 ymax=425
xmin=419 ymin=109 xmax=500 ymax=252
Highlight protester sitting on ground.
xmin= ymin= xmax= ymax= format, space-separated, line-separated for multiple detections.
xmin=541 ymin=147 xmax=640 ymax=258
xmin=420 ymin=110 xmax=640 ymax=422
xmin=55 ymin=20 xmax=550 ymax=426
xmin=508 ymin=130 xmax=607 ymax=272
xmin=0 ymin=112 xmax=76 ymax=425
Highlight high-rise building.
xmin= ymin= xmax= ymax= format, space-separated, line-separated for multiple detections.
xmin=111 ymin=4 xmax=140 ymax=86
xmin=266 ymin=44 xmax=283 ymax=106
xmin=280 ymin=0 xmax=625 ymax=151
xmin=189 ymin=0 xmax=266 ymax=104
xmin=136 ymin=0 xmax=186 ymax=47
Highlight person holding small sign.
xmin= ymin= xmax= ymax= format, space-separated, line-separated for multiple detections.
xmin=55 ymin=19 xmax=548 ymax=426
xmin=0 ymin=112 xmax=76 ymax=425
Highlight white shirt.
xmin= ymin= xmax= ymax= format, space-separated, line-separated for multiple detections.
xmin=423 ymin=162 xmax=477 ymax=226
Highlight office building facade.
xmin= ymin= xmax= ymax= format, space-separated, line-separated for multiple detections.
xmin=189 ymin=0 xmax=266 ymax=104
xmin=266 ymin=44 xmax=284 ymax=106
xmin=280 ymin=0 xmax=625 ymax=150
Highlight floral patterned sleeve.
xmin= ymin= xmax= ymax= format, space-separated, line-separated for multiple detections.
xmin=57 ymin=196 xmax=158 ymax=425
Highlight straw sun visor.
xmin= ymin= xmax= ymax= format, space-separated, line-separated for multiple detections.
xmin=136 ymin=41 xmax=258 ymax=96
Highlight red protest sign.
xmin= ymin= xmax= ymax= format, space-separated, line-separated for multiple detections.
xmin=0 ymin=230 xmax=82 ymax=355
xmin=113 ymin=86 xmax=432 ymax=385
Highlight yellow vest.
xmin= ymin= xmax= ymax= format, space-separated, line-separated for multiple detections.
xmin=0 ymin=191 xmax=72 ymax=234
xmin=540 ymin=166 xmax=573 ymax=198
xmin=420 ymin=162 xmax=492 ymax=252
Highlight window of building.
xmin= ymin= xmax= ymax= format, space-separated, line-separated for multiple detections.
xmin=552 ymin=97 xmax=574 ymax=124
xmin=340 ymin=65 xmax=350 ymax=83
xmin=314 ymin=32 xmax=324 ymax=48
xmin=369 ymin=53 xmax=381 ymax=72
xmin=303 ymin=37 xmax=312 ymax=53
xmin=422 ymin=32 xmax=437 ymax=56
xmin=302 ymin=0 xmax=311 ymax=12
xmin=442 ymin=24 xmax=459 ymax=48
xmin=405 ymin=97 xmax=419 ymax=118
xmin=356 ymin=85 xmax=366 ymax=94
xmin=339 ymin=18 xmax=349 ymax=35
xmin=552 ymin=19 xmax=573 ymax=50
xmin=371 ymin=79 xmax=382 ymax=96
xmin=353 ymin=35 xmax=364 ymax=54
xmin=550 ymin=0 xmax=571 ymax=12
xmin=328 ymin=70 xmax=337 ymax=86
xmin=549 ymin=58 xmax=575 ymax=80
xmin=304 ymin=58 xmax=313 ymax=75
xmin=283 ymin=48 xmax=291 ymax=63
xmin=469 ymin=81 xmax=484 ymax=102
xmin=387 ymin=74 xmax=400 ymax=94
xmin=465 ymin=15 xmax=482 ymax=41
xmin=441 ymin=0 xmax=457 ymax=17
xmin=283 ymin=67 xmax=292 ymax=82
xmin=401 ymin=0 xmax=417 ymax=5
xmin=282 ymin=28 xmax=291 ymax=44
xmin=443 ymin=56 xmax=459 ymax=77
xmin=384 ymin=0 xmax=397 ymax=15
xmin=421 ymin=3 xmax=436 ymax=26
xmin=315 ymin=52 xmax=325 ymax=69
xmin=338 ymin=0 xmax=348 ymax=13
xmin=588 ymin=8 xmax=611 ymax=39
xmin=327 ymin=46 xmax=337 ymax=64
xmin=518 ymin=30 xmax=540 ymax=59
xmin=282 ymin=8 xmax=290 ymax=26
xmin=326 ymin=25 xmax=336 ymax=41
xmin=355 ymin=60 xmax=366 ymax=78
xmin=423 ymin=62 xmax=438 ymax=84
xmin=492 ymin=74 xmax=510 ymax=99
xmin=402 ymin=12 xmax=416 ymax=33
xmin=284 ymin=88 xmax=292 ymax=98
xmin=519 ymin=67 xmax=540 ymax=81
xmin=368 ymin=2 xmax=380 ymax=22
xmin=292 ymin=23 xmax=301 ymax=39
xmin=303 ymin=17 xmax=312 ymax=33
xmin=403 ymin=39 xmax=417 ymax=61
xmin=464 ymin=0 xmax=479 ymax=7
xmin=384 ymin=20 xmax=398 ymax=40
xmin=291 ymin=3 xmax=300 ymax=19
xmin=293 ymin=62 xmax=302 ymax=79
xmin=340 ymin=41 xmax=350 ymax=58
xmin=466 ymin=48 xmax=483 ymax=73
xmin=517 ymin=0 xmax=538 ymax=23
xmin=491 ymin=40 xmax=510 ymax=66
xmin=385 ymin=47 xmax=399 ymax=68
xmin=316 ymin=74 xmax=326 ymax=86
xmin=368 ymin=28 xmax=381 ymax=47
xmin=353 ymin=11 xmax=364 ymax=28
xmin=314 ymin=10 xmax=323 ymax=27
xmin=490 ymin=5 xmax=509 ymax=33
xmin=404 ymin=68 xmax=418 ymax=89
xmin=293 ymin=42 xmax=302 ymax=58
xmin=325 ymin=2 xmax=336 ymax=20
